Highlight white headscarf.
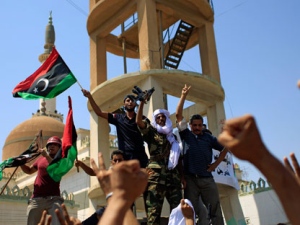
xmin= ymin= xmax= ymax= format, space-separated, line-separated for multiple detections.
xmin=152 ymin=109 xmax=180 ymax=169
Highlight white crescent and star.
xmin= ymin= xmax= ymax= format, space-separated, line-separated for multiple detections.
xmin=34 ymin=78 xmax=50 ymax=93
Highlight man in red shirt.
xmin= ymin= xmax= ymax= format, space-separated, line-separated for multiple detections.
xmin=20 ymin=136 xmax=64 ymax=225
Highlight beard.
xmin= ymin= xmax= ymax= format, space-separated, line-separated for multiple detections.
xmin=124 ymin=106 xmax=135 ymax=112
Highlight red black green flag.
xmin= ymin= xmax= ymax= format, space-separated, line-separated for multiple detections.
xmin=47 ymin=96 xmax=77 ymax=182
xmin=12 ymin=47 xmax=76 ymax=100
xmin=0 ymin=131 xmax=42 ymax=180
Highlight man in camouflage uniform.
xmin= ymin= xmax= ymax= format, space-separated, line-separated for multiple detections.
xmin=136 ymin=100 xmax=185 ymax=225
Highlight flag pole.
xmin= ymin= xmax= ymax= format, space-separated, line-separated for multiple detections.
xmin=39 ymin=130 xmax=43 ymax=149
xmin=76 ymin=80 xmax=83 ymax=90
xmin=0 ymin=166 xmax=18 ymax=196
xmin=76 ymin=157 xmax=79 ymax=173
xmin=67 ymin=95 xmax=80 ymax=173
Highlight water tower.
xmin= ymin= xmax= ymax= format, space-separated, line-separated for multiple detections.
xmin=86 ymin=0 xmax=245 ymax=223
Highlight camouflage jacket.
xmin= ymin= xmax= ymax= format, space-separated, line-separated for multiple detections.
xmin=138 ymin=120 xmax=172 ymax=169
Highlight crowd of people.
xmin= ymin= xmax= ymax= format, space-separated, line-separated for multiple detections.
xmin=16 ymin=84 xmax=300 ymax=225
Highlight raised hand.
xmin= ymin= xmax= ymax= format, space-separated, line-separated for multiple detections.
xmin=176 ymin=84 xmax=191 ymax=122
xmin=218 ymin=114 xmax=266 ymax=163
xmin=97 ymin=159 xmax=148 ymax=225
xmin=74 ymin=160 xmax=81 ymax=168
xmin=81 ymin=89 xmax=91 ymax=98
xmin=38 ymin=204 xmax=82 ymax=225
xmin=284 ymin=153 xmax=300 ymax=182
xmin=181 ymin=84 xmax=191 ymax=97
xmin=180 ymin=199 xmax=194 ymax=220
xmin=38 ymin=210 xmax=51 ymax=225
xmin=218 ymin=114 xmax=300 ymax=225
xmin=38 ymin=147 xmax=48 ymax=157
xmin=55 ymin=204 xmax=82 ymax=225
xmin=110 ymin=160 xmax=148 ymax=203
xmin=91 ymin=152 xmax=112 ymax=195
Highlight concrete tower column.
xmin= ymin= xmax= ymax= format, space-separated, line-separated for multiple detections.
xmin=89 ymin=0 xmax=96 ymax=11
xmin=89 ymin=36 xmax=110 ymax=165
xmin=207 ymin=103 xmax=245 ymax=224
xmin=89 ymin=36 xmax=110 ymax=164
xmin=207 ymin=101 xmax=226 ymax=136
xmin=88 ymin=36 xmax=110 ymax=211
xmin=219 ymin=185 xmax=246 ymax=225
xmin=137 ymin=0 xmax=161 ymax=70
xmin=90 ymin=37 xmax=107 ymax=89
xmin=198 ymin=22 xmax=221 ymax=82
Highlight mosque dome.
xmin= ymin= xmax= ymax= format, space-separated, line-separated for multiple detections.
xmin=2 ymin=116 xmax=64 ymax=174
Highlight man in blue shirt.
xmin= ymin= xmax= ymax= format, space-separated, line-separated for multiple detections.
xmin=176 ymin=85 xmax=228 ymax=225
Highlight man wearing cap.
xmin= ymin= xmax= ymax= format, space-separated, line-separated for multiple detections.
xmin=82 ymin=89 xmax=148 ymax=168
xmin=176 ymin=85 xmax=228 ymax=225
xmin=20 ymin=136 xmax=64 ymax=225
xmin=136 ymin=99 xmax=184 ymax=225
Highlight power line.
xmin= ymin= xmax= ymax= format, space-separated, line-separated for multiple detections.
xmin=65 ymin=0 xmax=88 ymax=17
xmin=215 ymin=1 xmax=248 ymax=18
xmin=225 ymin=95 xmax=235 ymax=118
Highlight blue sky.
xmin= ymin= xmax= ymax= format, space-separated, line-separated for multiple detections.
xmin=1 ymin=0 xmax=299 ymax=182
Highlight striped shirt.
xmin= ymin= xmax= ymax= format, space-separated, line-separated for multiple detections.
xmin=177 ymin=118 xmax=224 ymax=177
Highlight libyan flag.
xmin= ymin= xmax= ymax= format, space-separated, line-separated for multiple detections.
xmin=47 ymin=96 xmax=78 ymax=182
xmin=0 ymin=132 xmax=42 ymax=180
xmin=12 ymin=47 xmax=77 ymax=100
xmin=0 ymin=145 xmax=40 ymax=180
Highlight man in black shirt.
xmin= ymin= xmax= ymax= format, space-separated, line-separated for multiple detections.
xmin=82 ymin=89 xmax=148 ymax=168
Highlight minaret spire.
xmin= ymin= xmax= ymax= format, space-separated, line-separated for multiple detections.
xmin=38 ymin=11 xmax=55 ymax=62
xmin=33 ymin=12 xmax=63 ymax=122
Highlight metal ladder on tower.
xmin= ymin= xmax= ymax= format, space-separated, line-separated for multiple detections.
xmin=164 ymin=20 xmax=194 ymax=69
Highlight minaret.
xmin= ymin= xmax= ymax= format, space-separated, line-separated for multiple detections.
xmin=33 ymin=12 xmax=63 ymax=122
